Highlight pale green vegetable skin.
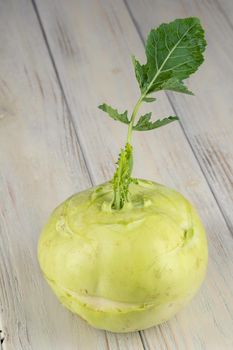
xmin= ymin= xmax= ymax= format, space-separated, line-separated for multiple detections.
xmin=38 ymin=180 xmax=208 ymax=332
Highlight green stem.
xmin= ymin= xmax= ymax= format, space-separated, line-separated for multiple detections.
xmin=111 ymin=96 xmax=144 ymax=210
xmin=126 ymin=96 xmax=143 ymax=144
xmin=112 ymin=85 xmax=155 ymax=209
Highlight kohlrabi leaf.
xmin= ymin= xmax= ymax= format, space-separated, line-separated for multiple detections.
xmin=142 ymin=97 xmax=156 ymax=102
xmin=133 ymin=17 xmax=206 ymax=95
xmin=133 ymin=113 xmax=179 ymax=131
xmin=131 ymin=56 xmax=147 ymax=91
xmin=99 ymin=103 xmax=129 ymax=125
xmin=161 ymin=77 xmax=194 ymax=95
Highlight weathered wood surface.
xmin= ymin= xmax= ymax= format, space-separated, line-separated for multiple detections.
xmin=0 ymin=0 xmax=232 ymax=349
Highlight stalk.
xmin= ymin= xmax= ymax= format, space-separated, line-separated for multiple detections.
xmin=99 ymin=18 xmax=207 ymax=210
xmin=126 ymin=96 xmax=143 ymax=144
xmin=111 ymin=96 xmax=144 ymax=210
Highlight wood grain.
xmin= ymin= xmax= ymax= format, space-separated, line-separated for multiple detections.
xmin=0 ymin=0 xmax=143 ymax=349
xmin=33 ymin=0 xmax=233 ymax=349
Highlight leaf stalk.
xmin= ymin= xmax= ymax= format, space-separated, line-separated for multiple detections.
xmin=126 ymin=96 xmax=143 ymax=144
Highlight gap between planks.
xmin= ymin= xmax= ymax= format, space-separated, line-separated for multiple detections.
xmin=0 ymin=330 xmax=5 ymax=350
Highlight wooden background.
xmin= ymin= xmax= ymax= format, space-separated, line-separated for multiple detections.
xmin=0 ymin=0 xmax=233 ymax=349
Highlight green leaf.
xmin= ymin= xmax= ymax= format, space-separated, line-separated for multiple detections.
xmin=142 ymin=97 xmax=156 ymax=102
xmin=132 ymin=56 xmax=147 ymax=91
xmin=133 ymin=17 xmax=206 ymax=95
xmin=133 ymin=113 xmax=179 ymax=131
xmin=161 ymin=77 xmax=193 ymax=95
xmin=98 ymin=103 xmax=129 ymax=125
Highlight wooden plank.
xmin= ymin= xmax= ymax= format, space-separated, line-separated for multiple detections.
xmin=33 ymin=0 xmax=233 ymax=348
xmin=125 ymin=0 xmax=233 ymax=232
xmin=0 ymin=0 xmax=143 ymax=349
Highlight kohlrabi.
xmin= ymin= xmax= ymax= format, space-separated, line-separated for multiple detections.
xmin=38 ymin=17 xmax=208 ymax=333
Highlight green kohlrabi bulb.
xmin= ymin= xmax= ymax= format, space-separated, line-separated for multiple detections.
xmin=38 ymin=180 xmax=208 ymax=333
